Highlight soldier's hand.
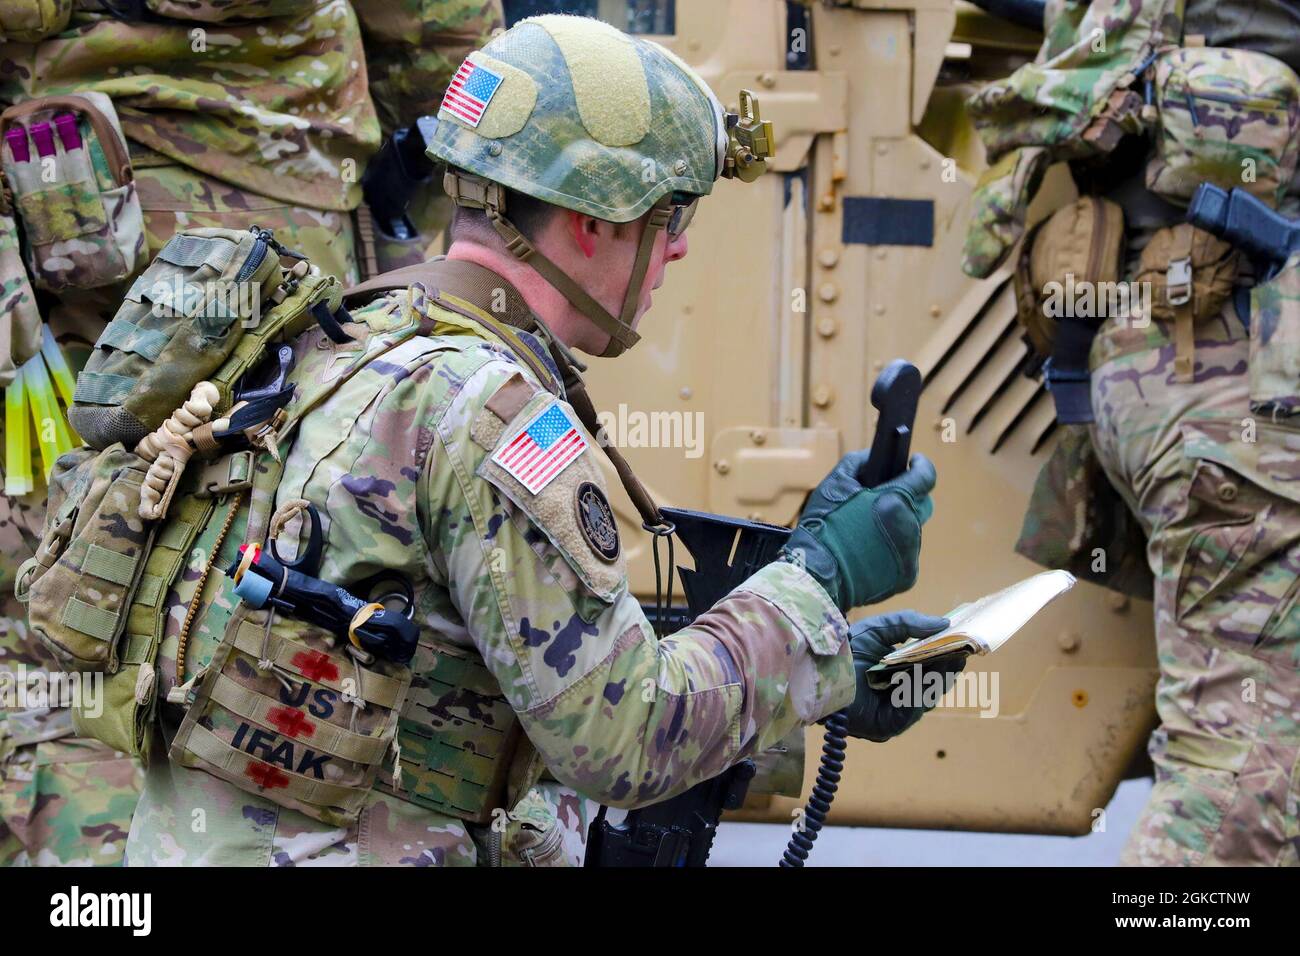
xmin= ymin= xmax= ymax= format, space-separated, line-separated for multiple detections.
xmin=843 ymin=610 xmax=963 ymax=742
xmin=781 ymin=451 xmax=936 ymax=613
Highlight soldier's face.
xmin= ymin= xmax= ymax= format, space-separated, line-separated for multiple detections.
xmin=558 ymin=208 xmax=689 ymax=352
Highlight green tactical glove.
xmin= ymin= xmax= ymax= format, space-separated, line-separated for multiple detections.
xmin=843 ymin=610 xmax=965 ymax=743
xmin=780 ymin=451 xmax=936 ymax=614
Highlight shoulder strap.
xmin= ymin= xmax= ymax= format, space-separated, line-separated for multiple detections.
xmin=345 ymin=258 xmax=534 ymax=331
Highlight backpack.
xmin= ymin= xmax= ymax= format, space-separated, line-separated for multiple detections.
xmin=15 ymin=225 xmax=351 ymax=755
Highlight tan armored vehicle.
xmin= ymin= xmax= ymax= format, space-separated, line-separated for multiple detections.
xmin=494 ymin=0 xmax=1158 ymax=837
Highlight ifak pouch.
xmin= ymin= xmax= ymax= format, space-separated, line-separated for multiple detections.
xmin=0 ymin=91 xmax=146 ymax=292
xmin=1145 ymin=47 xmax=1300 ymax=211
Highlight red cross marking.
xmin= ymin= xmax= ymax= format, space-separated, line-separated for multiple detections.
xmin=245 ymin=761 xmax=290 ymax=790
xmin=291 ymin=650 xmax=339 ymax=683
xmin=267 ymin=706 xmax=315 ymax=739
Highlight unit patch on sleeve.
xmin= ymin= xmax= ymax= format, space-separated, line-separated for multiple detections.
xmin=491 ymin=400 xmax=588 ymax=494
xmin=575 ymin=481 xmax=620 ymax=562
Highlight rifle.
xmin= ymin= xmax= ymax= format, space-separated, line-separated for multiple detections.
xmin=585 ymin=360 xmax=922 ymax=866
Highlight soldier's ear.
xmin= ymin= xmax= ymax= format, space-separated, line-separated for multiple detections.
xmin=566 ymin=210 xmax=597 ymax=259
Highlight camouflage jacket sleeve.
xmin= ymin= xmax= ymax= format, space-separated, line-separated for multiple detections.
xmin=422 ymin=357 xmax=856 ymax=808
xmin=353 ymin=0 xmax=504 ymax=138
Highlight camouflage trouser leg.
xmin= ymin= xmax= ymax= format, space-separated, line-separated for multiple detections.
xmin=1 ymin=160 xmax=360 ymax=866
xmin=0 ymin=705 xmax=143 ymax=866
xmin=1090 ymin=309 xmax=1300 ymax=866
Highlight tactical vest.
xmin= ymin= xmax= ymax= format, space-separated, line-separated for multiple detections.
xmin=27 ymin=245 xmax=637 ymax=827
xmin=162 ymin=280 xmax=551 ymax=828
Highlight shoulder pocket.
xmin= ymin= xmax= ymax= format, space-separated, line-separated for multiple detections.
xmin=471 ymin=387 xmax=625 ymax=605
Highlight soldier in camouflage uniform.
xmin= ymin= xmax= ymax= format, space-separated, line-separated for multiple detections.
xmin=0 ymin=0 xmax=502 ymax=866
xmin=966 ymin=0 xmax=1300 ymax=865
xmin=123 ymin=14 xmax=948 ymax=866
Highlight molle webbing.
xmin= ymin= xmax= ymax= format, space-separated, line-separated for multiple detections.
xmin=168 ymin=322 xmax=429 ymax=827
xmin=69 ymin=488 xmax=216 ymax=757
xmin=374 ymin=640 xmax=522 ymax=825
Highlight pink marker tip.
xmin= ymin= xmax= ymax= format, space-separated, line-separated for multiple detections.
xmin=29 ymin=121 xmax=55 ymax=159
xmin=54 ymin=113 xmax=82 ymax=151
xmin=4 ymin=127 xmax=29 ymax=164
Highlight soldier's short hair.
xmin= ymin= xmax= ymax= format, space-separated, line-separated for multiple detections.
xmin=449 ymin=186 xmax=557 ymax=245
xmin=449 ymin=184 xmax=637 ymax=247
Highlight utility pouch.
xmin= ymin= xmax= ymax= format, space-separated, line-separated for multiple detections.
xmin=0 ymin=0 xmax=71 ymax=42
xmin=1015 ymin=423 xmax=1153 ymax=600
xmin=1013 ymin=196 xmax=1127 ymax=358
xmin=1135 ymin=223 xmax=1238 ymax=381
xmin=1013 ymin=197 xmax=1125 ymax=423
xmin=1145 ymin=47 xmax=1300 ymax=210
xmin=1246 ymin=251 xmax=1300 ymax=420
xmin=67 ymin=227 xmax=286 ymax=451
xmin=23 ymin=443 xmax=156 ymax=672
xmin=0 ymin=92 xmax=146 ymax=291
xmin=171 ymin=606 xmax=412 ymax=827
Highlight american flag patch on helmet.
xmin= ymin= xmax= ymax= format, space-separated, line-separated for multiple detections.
xmin=442 ymin=59 xmax=504 ymax=128
xmin=492 ymin=401 xmax=588 ymax=494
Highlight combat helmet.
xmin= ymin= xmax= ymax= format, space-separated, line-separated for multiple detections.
xmin=427 ymin=13 xmax=773 ymax=357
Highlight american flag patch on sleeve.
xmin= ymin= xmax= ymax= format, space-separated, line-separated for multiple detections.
xmin=492 ymin=401 xmax=588 ymax=494
xmin=441 ymin=58 xmax=504 ymax=129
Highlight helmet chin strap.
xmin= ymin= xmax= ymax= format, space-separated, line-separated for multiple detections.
xmin=444 ymin=170 xmax=672 ymax=358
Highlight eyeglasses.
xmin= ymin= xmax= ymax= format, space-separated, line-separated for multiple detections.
xmin=667 ymin=194 xmax=699 ymax=238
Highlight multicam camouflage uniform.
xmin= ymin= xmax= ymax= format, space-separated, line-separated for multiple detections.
xmin=0 ymin=0 xmax=502 ymax=865
xmin=124 ymin=279 xmax=853 ymax=866
xmin=125 ymin=15 xmax=851 ymax=866
xmin=968 ymin=0 xmax=1300 ymax=865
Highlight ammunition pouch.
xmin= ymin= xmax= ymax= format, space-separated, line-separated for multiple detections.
xmin=1135 ymin=223 xmax=1238 ymax=382
xmin=0 ymin=92 xmax=145 ymax=292
xmin=23 ymin=443 xmax=156 ymax=673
